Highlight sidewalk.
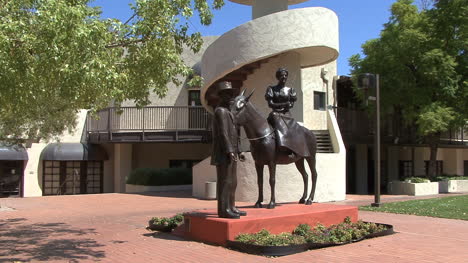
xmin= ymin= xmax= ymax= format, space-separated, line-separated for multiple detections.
xmin=1 ymin=192 xmax=467 ymax=262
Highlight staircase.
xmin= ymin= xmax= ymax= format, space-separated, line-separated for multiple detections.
xmin=313 ymin=130 xmax=333 ymax=153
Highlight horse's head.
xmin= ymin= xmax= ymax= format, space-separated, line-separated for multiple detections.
xmin=231 ymin=88 xmax=255 ymax=125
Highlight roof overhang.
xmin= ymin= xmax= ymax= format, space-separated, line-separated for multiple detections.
xmin=40 ymin=143 xmax=108 ymax=161
xmin=0 ymin=145 xmax=28 ymax=160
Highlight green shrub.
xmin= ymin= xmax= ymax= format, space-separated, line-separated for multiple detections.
xmin=292 ymin=218 xmax=387 ymax=244
xmin=433 ymin=175 xmax=468 ymax=181
xmin=126 ymin=167 xmax=192 ymax=186
xmin=404 ymin=177 xmax=430 ymax=183
xmin=235 ymin=229 xmax=306 ymax=246
xmin=149 ymin=213 xmax=184 ymax=230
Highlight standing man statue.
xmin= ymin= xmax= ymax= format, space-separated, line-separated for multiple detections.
xmin=211 ymin=81 xmax=247 ymax=219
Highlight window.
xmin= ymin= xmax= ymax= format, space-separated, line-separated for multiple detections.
xmin=188 ymin=90 xmax=201 ymax=106
xmin=43 ymin=161 xmax=103 ymax=196
xmin=424 ymin=161 xmax=443 ymax=176
xmin=398 ymin=160 xmax=413 ymax=180
xmin=0 ymin=160 xmax=23 ymax=196
xmin=314 ymin=91 xmax=326 ymax=110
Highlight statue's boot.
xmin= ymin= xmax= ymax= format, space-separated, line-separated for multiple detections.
xmin=232 ymin=207 xmax=247 ymax=216
xmin=219 ymin=209 xmax=240 ymax=219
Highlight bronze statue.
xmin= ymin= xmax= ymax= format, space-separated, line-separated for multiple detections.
xmin=265 ymin=68 xmax=310 ymax=161
xmin=231 ymin=70 xmax=318 ymax=209
xmin=211 ymin=81 xmax=247 ymax=219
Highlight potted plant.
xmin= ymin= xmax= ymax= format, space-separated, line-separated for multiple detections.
xmin=388 ymin=177 xmax=439 ymax=195
xmin=436 ymin=175 xmax=468 ymax=193
xmin=147 ymin=213 xmax=184 ymax=232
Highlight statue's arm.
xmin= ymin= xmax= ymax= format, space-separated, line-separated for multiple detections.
xmin=265 ymin=86 xmax=289 ymax=109
xmin=289 ymin=87 xmax=297 ymax=108
xmin=215 ymin=108 xmax=235 ymax=155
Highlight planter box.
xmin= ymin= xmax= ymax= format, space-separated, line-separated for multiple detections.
xmin=126 ymin=184 xmax=192 ymax=193
xmin=439 ymin=180 xmax=468 ymax=193
xmin=226 ymin=222 xmax=394 ymax=257
xmin=388 ymin=181 xmax=439 ymax=196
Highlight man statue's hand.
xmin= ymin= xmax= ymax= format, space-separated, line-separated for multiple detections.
xmin=239 ymin=153 xmax=246 ymax=162
xmin=229 ymin=152 xmax=238 ymax=162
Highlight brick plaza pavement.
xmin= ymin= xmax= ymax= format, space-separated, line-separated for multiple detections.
xmin=1 ymin=191 xmax=467 ymax=262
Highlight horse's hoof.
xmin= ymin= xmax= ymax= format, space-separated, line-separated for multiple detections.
xmin=254 ymin=202 xmax=263 ymax=208
xmin=267 ymin=203 xmax=276 ymax=209
xmin=305 ymin=200 xmax=312 ymax=205
xmin=298 ymin=198 xmax=306 ymax=204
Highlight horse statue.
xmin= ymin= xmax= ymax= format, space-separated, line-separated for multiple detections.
xmin=231 ymin=89 xmax=319 ymax=209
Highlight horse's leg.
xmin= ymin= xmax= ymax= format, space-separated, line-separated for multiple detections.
xmin=267 ymin=162 xmax=276 ymax=209
xmin=254 ymin=163 xmax=264 ymax=208
xmin=305 ymin=156 xmax=318 ymax=205
xmin=295 ymin=158 xmax=308 ymax=204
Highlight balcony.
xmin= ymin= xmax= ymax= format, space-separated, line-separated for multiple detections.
xmin=337 ymin=107 xmax=467 ymax=146
xmin=85 ymin=106 xmax=212 ymax=143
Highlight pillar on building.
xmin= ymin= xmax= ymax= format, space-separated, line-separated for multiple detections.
xmin=387 ymin=146 xmax=399 ymax=182
xmin=444 ymin=149 xmax=463 ymax=176
xmin=355 ymin=144 xmax=368 ymax=194
xmin=114 ymin=144 xmax=133 ymax=193
xmin=252 ymin=0 xmax=289 ymax=19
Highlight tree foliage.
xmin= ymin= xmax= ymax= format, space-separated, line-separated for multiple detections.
xmin=349 ymin=0 xmax=467 ymax=178
xmin=0 ymin=0 xmax=224 ymax=142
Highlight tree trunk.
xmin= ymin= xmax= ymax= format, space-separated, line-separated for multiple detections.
xmin=427 ymin=133 xmax=440 ymax=181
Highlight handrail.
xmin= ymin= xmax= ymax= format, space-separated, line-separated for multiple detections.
xmin=86 ymin=106 xmax=212 ymax=136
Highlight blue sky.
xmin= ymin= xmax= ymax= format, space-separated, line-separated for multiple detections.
xmin=90 ymin=0 xmax=398 ymax=75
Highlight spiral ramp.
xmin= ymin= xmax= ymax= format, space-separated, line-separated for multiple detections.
xmin=193 ymin=5 xmax=346 ymax=204
xmin=200 ymin=7 xmax=339 ymax=110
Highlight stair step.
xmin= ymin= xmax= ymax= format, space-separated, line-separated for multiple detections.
xmin=312 ymin=130 xmax=334 ymax=153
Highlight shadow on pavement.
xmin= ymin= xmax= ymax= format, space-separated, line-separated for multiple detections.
xmin=0 ymin=218 xmax=105 ymax=262
xmin=124 ymin=190 xmax=197 ymax=199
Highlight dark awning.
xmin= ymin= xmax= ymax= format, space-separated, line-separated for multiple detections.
xmin=40 ymin=143 xmax=108 ymax=161
xmin=0 ymin=145 xmax=28 ymax=160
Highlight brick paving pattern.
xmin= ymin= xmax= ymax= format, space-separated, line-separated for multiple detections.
xmin=1 ymin=191 xmax=467 ymax=262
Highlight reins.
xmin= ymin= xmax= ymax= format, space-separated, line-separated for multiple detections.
xmin=241 ymin=129 xmax=275 ymax=141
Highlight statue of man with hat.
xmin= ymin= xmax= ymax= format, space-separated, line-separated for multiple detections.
xmin=210 ymin=81 xmax=246 ymax=219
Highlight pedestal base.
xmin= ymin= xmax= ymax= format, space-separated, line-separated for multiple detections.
xmin=184 ymin=203 xmax=358 ymax=246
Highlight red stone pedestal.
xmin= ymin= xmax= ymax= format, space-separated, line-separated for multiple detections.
xmin=183 ymin=203 xmax=358 ymax=246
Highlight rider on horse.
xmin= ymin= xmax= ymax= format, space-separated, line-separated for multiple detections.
xmin=265 ymin=68 xmax=310 ymax=159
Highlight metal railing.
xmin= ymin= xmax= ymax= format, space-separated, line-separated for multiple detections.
xmin=85 ymin=106 xmax=212 ymax=143
xmin=337 ymin=107 xmax=467 ymax=146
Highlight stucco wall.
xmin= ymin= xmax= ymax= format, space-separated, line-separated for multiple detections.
xmin=302 ymin=62 xmax=337 ymax=130
xmin=132 ymin=143 xmax=211 ymax=169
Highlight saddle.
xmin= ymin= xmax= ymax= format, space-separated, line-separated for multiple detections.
xmin=272 ymin=114 xmax=311 ymax=158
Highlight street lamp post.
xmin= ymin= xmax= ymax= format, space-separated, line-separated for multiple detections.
xmin=358 ymin=73 xmax=381 ymax=207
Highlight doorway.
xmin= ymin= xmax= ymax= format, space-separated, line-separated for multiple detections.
xmin=0 ymin=160 xmax=23 ymax=197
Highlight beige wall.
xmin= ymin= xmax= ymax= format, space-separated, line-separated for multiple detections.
xmin=132 ymin=143 xmax=211 ymax=169
xmin=397 ymin=146 xmax=467 ymax=176
xmin=114 ymin=144 xmax=132 ymax=193
xmin=302 ymin=62 xmax=337 ymax=130
xmin=23 ymin=110 xmax=89 ymax=197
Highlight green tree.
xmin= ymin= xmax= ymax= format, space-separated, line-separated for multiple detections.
xmin=349 ymin=0 xmax=467 ymax=179
xmin=0 ymin=0 xmax=223 ymax=142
